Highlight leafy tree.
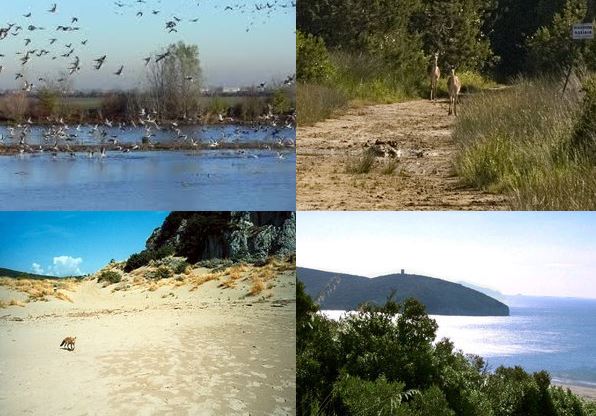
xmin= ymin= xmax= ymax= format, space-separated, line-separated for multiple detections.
xmin=526 ymin=0 xmax=591 ymax=75
xmin=296 ymin=31 xmax=335 ymax=82
xmin=416 ymin=0 xmax=495 ymax=71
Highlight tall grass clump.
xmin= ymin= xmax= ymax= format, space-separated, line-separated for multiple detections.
xmin=344 ymin=148 xmax=376 ymax=174
xmin=330 ymin=51 xmax=423 ymax=103
xmin=297 ymin=82 xmax=348 ymax=126
xmin=454 ymin=75 xmax=596 ymax=209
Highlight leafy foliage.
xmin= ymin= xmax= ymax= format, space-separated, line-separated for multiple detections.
xmin=97 ymin=270 xmax=122 ymax=284
xmin=297 ymin=31 xmax=335 ymax=83
xmin=526 ymin=0 xmax=592 ymax=76
xmin=416 ymin=0 xmax=495 ymax=71
xmin=297 ymin=280 xmax=594 ymax=416
xmin=124 ymin=244 xmax=176 ymax=272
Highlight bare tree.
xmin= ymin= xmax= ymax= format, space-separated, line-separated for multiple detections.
xmin=146 ymin=42 xmax=203 ymax=120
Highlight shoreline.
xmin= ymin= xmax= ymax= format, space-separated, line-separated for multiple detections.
xmin=552 ymin=382 xmax=596 ymax=401
xmin=0 ymin=141 xmax=295 ymax=156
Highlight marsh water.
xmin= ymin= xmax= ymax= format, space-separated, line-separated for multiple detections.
xmin=0 ymin=124 xmax=296 ymax=210
xmin=0 ymin=124 xmax=295 ymax=146
xmin=322 ymin=297 xmax=596 ymax=387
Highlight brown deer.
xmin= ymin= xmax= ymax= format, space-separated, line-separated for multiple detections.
xmin=429 ymin=52 xmax=440 ymax=102
xmin=447 ymin=67 xmax=461 ymax=116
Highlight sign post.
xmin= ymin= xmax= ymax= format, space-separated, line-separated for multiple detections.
xmin=572 ymin=23 xmax=594 ymax=40
xmin=563 ymin=23 xmax=594 ymax=95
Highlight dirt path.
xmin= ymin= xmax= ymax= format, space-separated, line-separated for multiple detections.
xmin=297 ymin=99 xmax=510 ymax=210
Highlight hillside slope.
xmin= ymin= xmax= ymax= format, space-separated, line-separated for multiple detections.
xmin=0 ymin=268 xmax=57 ymax=280
xmin=299 ymin=267 xmax=509 ymax=316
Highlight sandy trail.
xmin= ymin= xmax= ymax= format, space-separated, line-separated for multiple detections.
xmin=0 ymin=273 xmax=295 ymax=416
xmin=297 ymin=99 xmax=510 ymax=210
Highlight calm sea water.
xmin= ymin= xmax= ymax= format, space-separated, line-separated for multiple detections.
xmin=0 ymin=149 xmax=295 ymax=210
xmin=322 ymin=297 xmax=596 ymax=386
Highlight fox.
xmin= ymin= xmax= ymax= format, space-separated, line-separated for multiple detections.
xmin=60 ymin=336 xmax=76 ymax=351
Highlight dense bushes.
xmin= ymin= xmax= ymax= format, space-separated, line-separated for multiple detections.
xmin=297 ymin=31 xmax=335 ymax=83
xmin=526 ymin=0 xmax=593 ymax=76
xmin=97 ymin=270 xmax=122 ymax=284
xmin=297 ymin=281 xmax=595 ymax=416
xmin=145 ymin=265 xmax=173 ymax=280
xmin=124 ymin=244 xmax=176 ymax=272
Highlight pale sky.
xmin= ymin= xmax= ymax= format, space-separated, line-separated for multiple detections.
xmin=0 ymin=0 xmax=295 ymax=90
xmin=297 ymin=212 xmax=596 ymax=299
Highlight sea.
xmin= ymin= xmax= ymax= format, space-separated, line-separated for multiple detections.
xmin=322 ymin=297 xmax=596 ymax=387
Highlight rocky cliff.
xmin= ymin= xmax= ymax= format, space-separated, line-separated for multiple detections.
xmin=145 ymin=212 xmax=295 ymax=263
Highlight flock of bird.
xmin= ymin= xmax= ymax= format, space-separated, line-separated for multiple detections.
xmin=0 ymin=1 xmax=296 ymax=161
xmin=0 ymin=0 xmax=296 ymax=92
xmin=0 ymin=106 xmax=295 ymax=160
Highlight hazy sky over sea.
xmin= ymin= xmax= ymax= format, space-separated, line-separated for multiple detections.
xmin=297 ymin=212 xmax=596 ymax=299
xmin=0 ymin=212 xmax=169 ymax=276
xmin=0 ymin=0 xmax=295 ymax=90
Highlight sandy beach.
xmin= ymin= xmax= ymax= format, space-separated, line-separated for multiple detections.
xmin=0 ymin=265 xmax=296 ymax=415
xmin=553 ymin=383 xmax=596 ymax=402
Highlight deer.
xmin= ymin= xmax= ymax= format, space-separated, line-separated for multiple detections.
xmin=447 ymin=67 xmax=461 ymax=116
xmin=429 ymin=52 xmax=440 ymax=102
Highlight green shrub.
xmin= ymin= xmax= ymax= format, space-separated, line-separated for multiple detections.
xmin=174 ymin=261 xmax=190 ymax=274
xmin=297 ymin=82 xmax=348 ymax=126
xmin=333 ymin=373 xmax=410 ymax=415
xmin=146 ymin=265 xmax=173 ymax=280
xmin=270 ymin=88 xmax=293 ymax=114
xmin=97 ymin=270 xmax=122 ymax=284
xmin=196 ymin=258 xmax=234 ymax=269
xmin=297 ymin=31 xmax=335 ymax=83
xmin=124 ymin=244 xmax=176 ymax=272
xmin=124 ymin=251 xmax=153 ymax=272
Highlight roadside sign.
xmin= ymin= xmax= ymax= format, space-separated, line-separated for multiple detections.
xmin=572 ymin=23 xmax=593 ymax=39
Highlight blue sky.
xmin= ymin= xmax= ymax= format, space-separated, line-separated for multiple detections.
xmin=0 ymin=0 xmax=295 ymax=90
xmin=0 ymin=212 xmax=169 ymax=276
xmin=297 ymin=212 xmax=596 ymax=299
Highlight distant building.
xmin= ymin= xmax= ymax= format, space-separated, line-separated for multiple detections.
xmin=401 ymin=269 xmax=405 ymax=275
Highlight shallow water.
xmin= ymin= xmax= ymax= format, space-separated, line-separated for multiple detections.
xmin=322 ymin=298 xmax=596 ymax=386
xmin=0 ymin=149 xmax=295 ymax=210
xmin=0 ymin=124 xmax=295 ymax=146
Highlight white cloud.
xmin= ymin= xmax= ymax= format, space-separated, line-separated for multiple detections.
xmin=48 ymin=256 xmax=83 ymax=276
xmin=31 ymin=263 xmax=44 ymax=275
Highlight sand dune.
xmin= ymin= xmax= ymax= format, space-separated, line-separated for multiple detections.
xmin=0 ymin=263 xmax=296 ymax=415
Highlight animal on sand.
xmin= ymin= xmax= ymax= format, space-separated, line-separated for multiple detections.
xmin=60 ymin=336 xmax=76 ymax=351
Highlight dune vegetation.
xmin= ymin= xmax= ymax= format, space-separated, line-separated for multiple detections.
xmin=297 ymin=281 xmax=596 ymax=416
xmin=0 ymin=255 xmax=295 ymax=308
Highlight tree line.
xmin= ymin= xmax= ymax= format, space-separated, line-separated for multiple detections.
xmin=298 ymin=0 xmax=595 ymax=83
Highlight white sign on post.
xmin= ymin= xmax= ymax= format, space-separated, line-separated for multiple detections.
xmin=572 ymin=23 xmax=594 ymax=39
